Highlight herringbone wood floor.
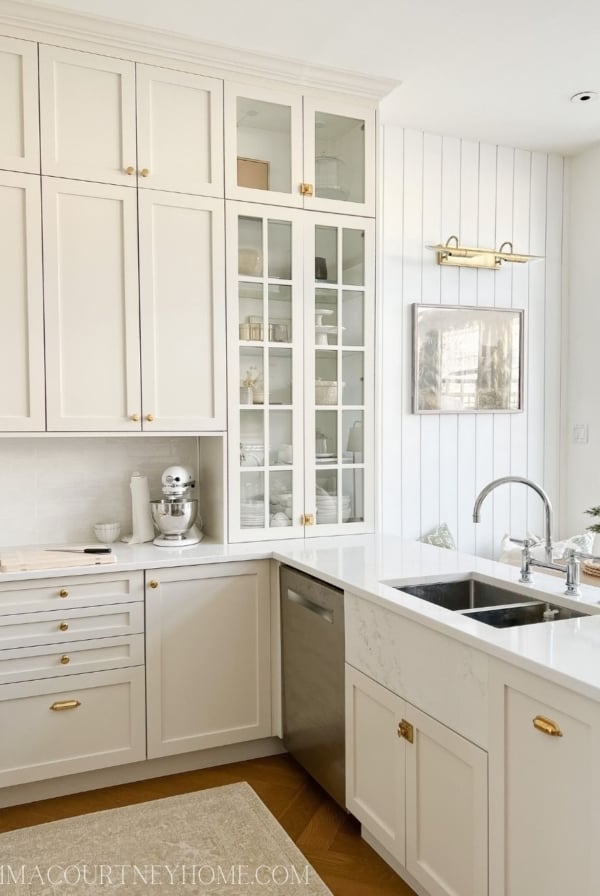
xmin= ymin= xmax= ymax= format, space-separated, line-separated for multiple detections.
xmin=0 ymin=754 xmax=416 ymax=895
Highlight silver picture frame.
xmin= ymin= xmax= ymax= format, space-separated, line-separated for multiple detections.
xmin=412 ymin=303 xmax=524 ymax=414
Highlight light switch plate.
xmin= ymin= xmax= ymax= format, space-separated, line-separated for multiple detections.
xmin=573 ymin=423 xmax=589 ymax=444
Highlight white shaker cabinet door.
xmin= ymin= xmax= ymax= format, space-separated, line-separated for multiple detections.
xmin=138 ymin=190 xmax=226 ymax=431
xmin=39 ymin=45 xmax=136 ymax=186
xmin=136 ymin=65 xmax=223 ymax=197
xmin=0 ymin=172 xmax=44 ymax=431
xmin=0 ymin=36 xmax=40 ymax=174
xmin=43 ymin=178 xmax=142 ymax=431
xmin=145 ymin=562 xmax=272 ymax=758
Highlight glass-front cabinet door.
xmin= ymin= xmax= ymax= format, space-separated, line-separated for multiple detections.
xmin=304 ymin=213 xmax=375 ymax=536
xmin=225 ymin=83 xmax=304 ymax=208
xmin=303 ymin=98 xmax=375 ymax=217
xmin=225 ymin=83 xmax=375 ymax=217
xmin=227 ymin=202 xmax=305 ymax=541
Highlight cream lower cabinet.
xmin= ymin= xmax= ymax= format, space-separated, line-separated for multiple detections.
xmin=488 ymin=660 xmax=600 ymax=896
xmin=0 ymin=571 xmax=145 ymax=787
xmin=346 ymin=665 xmax=488 ymax=896
xmin=145 ymin=562 xmax=272 ymax=758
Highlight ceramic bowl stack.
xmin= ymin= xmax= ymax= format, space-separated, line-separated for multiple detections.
xmin=269 ymin=492 xmax=292 ymax=525
xmin=240 ymin=499 xmax=265 ymax=528
xmin=316 ymin=492 xmax=352 ymax=524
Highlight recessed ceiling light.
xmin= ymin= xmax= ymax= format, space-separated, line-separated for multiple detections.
xmin=570 ymin=91 xmax=598 ymax=104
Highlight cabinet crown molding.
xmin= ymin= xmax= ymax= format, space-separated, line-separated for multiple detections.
xmin=0 ymin=0 xmax=399 ymax=101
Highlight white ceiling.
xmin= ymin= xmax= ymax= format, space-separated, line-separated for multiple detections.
xmin=30 ymin=0 xmax=600 ymax=155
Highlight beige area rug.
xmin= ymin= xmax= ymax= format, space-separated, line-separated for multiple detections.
xmin=0 ymin=782 xmax=333 ymax=894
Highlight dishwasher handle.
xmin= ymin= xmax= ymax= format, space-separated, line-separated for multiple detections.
xmin=286 ymin=588 xmax=334 ymax=624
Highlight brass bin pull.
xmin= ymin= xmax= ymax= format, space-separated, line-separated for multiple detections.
xmin=533 ymin=715 xmax=563 ymax=737
xmin=50 ymin=699 xmax=81 ymax=711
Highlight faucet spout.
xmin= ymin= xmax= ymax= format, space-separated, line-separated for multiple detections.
xmin=472 ymin=476 xmax=554 ymax=562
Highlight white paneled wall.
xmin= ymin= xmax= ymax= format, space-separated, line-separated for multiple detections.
xmin=0 ymin=438 xmax=198 ymax=547
xmin=380 ymin=127 xmax=564 ymax=559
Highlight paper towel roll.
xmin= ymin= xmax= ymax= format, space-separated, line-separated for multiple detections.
xmin=123 ymin=473 xmax=155 ymax=544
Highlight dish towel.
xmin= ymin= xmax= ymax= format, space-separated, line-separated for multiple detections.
xmin=0 ymin=550 xmax=117 ymax=573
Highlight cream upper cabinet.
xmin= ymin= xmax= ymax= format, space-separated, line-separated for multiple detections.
xmin=225 ymin=82 xmax=375 ymax=216
xmin=135 ymin=65 xmax=223 ymax=196
xmin=226 ymin=203 xmax=375 ymax=540
xmin=39 ymin=46 xmax=224 ymax=195
xmin=346 ymin=664 xmax=489 ymax=896
xmin=138 ymin=190 xmax=226 ymax=431
xmin=489 ymin=660 xmax=600 ymax=896
xmin=145 ymin=562 xmax=272 ymax=759
xmin=0 ymin=171 xmax=45 ymax=431
xmin=42 ymin=178 xmax=142 ymax=432
xmin=39 ymin=45 xmax=137 ymax=186
xmin=0 ymin=36 xmax=40 ymax=174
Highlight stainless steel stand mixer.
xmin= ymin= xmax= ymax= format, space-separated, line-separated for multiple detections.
xmin=150 ymin=465 xmax=203 ymax=547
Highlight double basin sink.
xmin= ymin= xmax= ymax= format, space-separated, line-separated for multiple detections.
xmin=395 ymin=578 xmax=590 ymax=628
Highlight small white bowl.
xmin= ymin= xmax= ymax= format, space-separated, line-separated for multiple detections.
xmin=93 ymin=522 xmax=121 ymax=543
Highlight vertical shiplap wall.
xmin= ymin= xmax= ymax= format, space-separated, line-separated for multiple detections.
xmin=380 ymin=127 xmax=564 ymax=558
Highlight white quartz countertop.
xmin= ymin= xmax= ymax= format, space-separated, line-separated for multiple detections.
xmin=4 ymin=533 xmax=600 ymax=701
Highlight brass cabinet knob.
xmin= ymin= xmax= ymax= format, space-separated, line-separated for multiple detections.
xmin=398 ymin=719 xmax=414 ymax=743
xmin=149 ymin=580 xmax=159 ymax=589
xmin=60 ymin=655 xmax=70 ymax=665
xmin=300 ymin=182 xmax=314 ymax=196
xmin=59 ymin=589 xmax=69 ymax=598
xmin=145 ymin=413 xmax=155 ymax=422
xmin=140 ymin=168 xmax=150 ymax=177
xmin=130 ymin=413 xmax=140 ymax=422
xmin=125 ymin=166 xmax=135 ymax=175
xmin=59 ymin=622 xmax=69 ymax=632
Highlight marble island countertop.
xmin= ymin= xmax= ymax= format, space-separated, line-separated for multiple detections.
xmin=3 ymin=533 xmax=600 ymax=701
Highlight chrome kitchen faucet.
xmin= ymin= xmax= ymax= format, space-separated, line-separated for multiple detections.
xmin=472 ymin=475 xmax=554 ymax=563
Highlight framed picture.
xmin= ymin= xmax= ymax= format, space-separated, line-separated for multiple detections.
xmin=412 ymin=304 xmax=524 ymax=413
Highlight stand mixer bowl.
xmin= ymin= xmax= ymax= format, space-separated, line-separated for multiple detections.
xmin=150 ymin=498 xmax=198 ymax=541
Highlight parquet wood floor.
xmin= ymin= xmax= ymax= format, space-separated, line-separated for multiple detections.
xmin=0 ymin=754 xmax=416 ymax=895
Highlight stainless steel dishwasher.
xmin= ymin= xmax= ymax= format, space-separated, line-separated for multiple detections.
xmin=280 ymin=564 xmax=345 ymax=808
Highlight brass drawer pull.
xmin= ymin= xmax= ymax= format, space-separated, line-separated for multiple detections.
xmin=533 ymin=715 xmax=563 ymax=737
xmin=59 ymin=589 xmax=69 ymax=598
xmin=398 ymin=719 xmax=414 ymax=743
xmin=60 ymin=655 xmax=70 ymax=665
xmin=59 ymin=622 xmax=69 ymax=632
xmin=50 ymin=699 xmax=81 ymax=711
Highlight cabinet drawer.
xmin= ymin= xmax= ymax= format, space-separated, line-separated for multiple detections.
xmin=0 ymin=602 xmax=144 ymax=649
xmin=0 ymin=666 xmax=146 ymax=787
xmin=0 ymin=634 xmax=144 ymax=685
xmin=0 ymin=572 xmax=144 ymax=614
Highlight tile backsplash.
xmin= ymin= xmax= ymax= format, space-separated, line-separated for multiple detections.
xmin=0 ymin=438 xmax=199 ymax=547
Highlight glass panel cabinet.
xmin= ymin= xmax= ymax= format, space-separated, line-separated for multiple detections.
xmin=227 ymin=202 xmax=374 ymax=542
xmin=225 ymin=84 xmax=375 ymax=217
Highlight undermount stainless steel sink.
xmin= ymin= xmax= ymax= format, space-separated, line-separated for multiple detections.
xmin=396 ymin=578 xmax=590 ymax=628
xmin=399 ymin=579 xmax=530 ymax=611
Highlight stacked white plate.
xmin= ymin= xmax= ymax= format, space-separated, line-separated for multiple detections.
xmin=316 ymin=494 xmax=352 ymax=524
xmin=240 ymin=500 xmax=265 ymax=527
